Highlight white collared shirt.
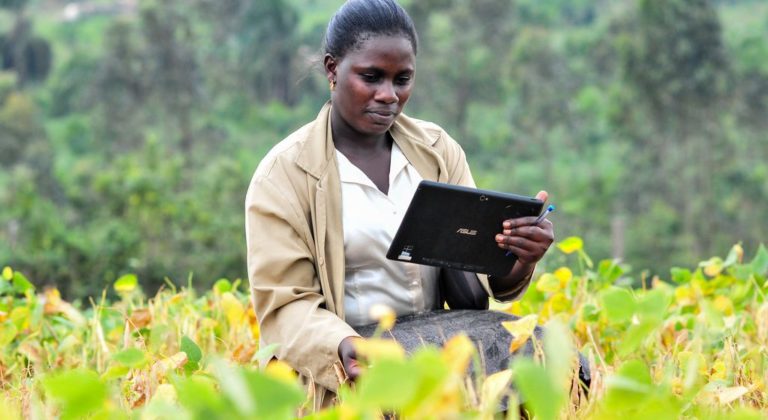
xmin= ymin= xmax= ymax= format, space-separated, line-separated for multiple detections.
xmin=337 ymin=143 xmax=440 ymax=327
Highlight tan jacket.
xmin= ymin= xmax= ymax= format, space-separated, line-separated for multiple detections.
xmin=245 ymin=103 xmax=528 ymax=405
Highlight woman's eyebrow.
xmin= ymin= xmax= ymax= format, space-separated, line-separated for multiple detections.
xmin=352 ymin=63 xmax=414 ymax=73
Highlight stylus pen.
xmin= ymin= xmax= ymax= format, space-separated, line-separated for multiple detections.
xmin=534 ymin=204 xmax=555 ymax=225
xmin=505 ymin=204 xmax=555 ymax=256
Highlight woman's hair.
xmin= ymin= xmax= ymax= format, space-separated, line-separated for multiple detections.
xmin=324 ymin=0 xmax=418 ymax=59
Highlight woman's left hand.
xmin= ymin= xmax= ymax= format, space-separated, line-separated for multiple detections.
xmin=494 ymin=190 xmax=554 ymax=265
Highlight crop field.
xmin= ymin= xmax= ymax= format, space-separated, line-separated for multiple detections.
xmin=0 ymin=237 xmax=766 ymax=419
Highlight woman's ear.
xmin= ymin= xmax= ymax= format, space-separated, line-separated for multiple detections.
xmin=323 ymin=54 xmax=337 ymax=83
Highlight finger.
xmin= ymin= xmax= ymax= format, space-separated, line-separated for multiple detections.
xmin=496 ymin=236 xmax=551 ymax=263
xmin=500 ymin=244 xmax=547 ymax=264
xmin=346 ymin=358 xmax=362 ymax=381
xmin=502 ymin=220 xmax=554 ymax=238
xmin=503 ymin=216 xmax=540 ymax=229
xmin=536 ymin=190 xmax=548 ymax=202
xmin=503 ymin=215 xmax=555 ymax=231
xmin=495 ymin=231 xmax=553 ymax=256
xmin=495 ymin=234 xmax=543 ymax=251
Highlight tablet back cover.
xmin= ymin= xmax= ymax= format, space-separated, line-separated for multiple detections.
xmin=386 ymin=181 xmax=544 ymax=277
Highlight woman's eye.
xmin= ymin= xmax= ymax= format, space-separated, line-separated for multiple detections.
xmin=361 ymin=74 xmax=378 ymax=82
xmin=397 ymin=76 xmax=412 ymax=85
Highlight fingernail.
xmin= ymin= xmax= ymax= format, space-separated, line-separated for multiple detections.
xmin=503 ymin=221 xmax=511 ymax=228
xmin=495 ymin=234 xmax=503 ymax=242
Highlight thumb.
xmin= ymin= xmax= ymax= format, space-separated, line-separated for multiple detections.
xmin=535 ymin=190 xmax=549 ymax=202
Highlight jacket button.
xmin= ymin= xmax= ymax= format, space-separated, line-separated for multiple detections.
xmin=318 ymin=256 xmax=325 ymax=266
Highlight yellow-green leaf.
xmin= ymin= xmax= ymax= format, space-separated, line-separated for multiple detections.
xmin=0 ymin=322 xmax=18 ymax=346
xmin=536 ymin=273 xmax=561 ymax=293
xmin=114 ymin=274 xmax=138 ymax=293
xmin=12 ymin=271 xmax=34 ymax=294
xmin=481 ymin=369 xmax=513 ymax=409
xmin=441 ymin=334 xmax=475 ymax=374
xmin=502 ymin=314 xmax=538 ymax=353
xmin=700 ymin=256 xmax=724 ymax=277
xmin=355 ymin=338 xmax=406 ymax=362
xmin=112 ymin=348 xmax=148 ymax=368
xmin=557 ymin=236 xmax=583 ymax=254
xmin=221 ymin=292 xmax=245 ymax=326
xmin=553 ymin=267 xmax=573 ymax=287
xmin=1 ymin=266 xmax=12 ymax=281
xmin=710 ymin=386 xmax=750 ymax=405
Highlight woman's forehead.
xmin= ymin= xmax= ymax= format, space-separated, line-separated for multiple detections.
xmin=343 ymin=34 xmax=415 ymax=67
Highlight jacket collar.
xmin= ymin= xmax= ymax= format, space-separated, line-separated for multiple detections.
xmin=294 ymin=102 xmax=442 ymax=181
xmin=295 ymin=102 xmax=337 ymax=179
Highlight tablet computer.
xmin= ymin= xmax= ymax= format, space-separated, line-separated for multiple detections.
xmin=386 ymin=180 xmax=544 ymax=277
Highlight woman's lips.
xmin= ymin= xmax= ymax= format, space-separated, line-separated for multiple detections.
xmin=367 ymin=110 xmax=396 ymax=125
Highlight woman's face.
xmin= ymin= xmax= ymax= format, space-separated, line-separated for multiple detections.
xmin=325 ymin=34 xmax=416 ymax=137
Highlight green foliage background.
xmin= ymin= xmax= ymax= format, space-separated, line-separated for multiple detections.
xmin=0 ymin=0 xmax=766 ymax=297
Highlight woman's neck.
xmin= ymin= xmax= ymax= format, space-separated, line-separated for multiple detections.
xmin=330 ymin=113 xmax=392 ymax=156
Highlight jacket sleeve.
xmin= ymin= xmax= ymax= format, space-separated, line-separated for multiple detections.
xmin=245 ymin=176 xmax=359 ymax=391
xmin=434 ymin=129 xmax=534 ymax=303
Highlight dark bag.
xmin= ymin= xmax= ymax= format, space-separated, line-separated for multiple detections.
xmin=438 ymin=269 xmax=489 ymax=310
xmin=354 ymin=310 xmax=592 ymax=407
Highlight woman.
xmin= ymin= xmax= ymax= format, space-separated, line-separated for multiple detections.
xmin=245 ymin=0 xmax=554 ymax=408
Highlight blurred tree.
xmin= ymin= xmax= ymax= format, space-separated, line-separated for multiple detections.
xmin=619 ymin=0 xmax=730 ymax=262
xmin=408 ymin=0 xmax=516 ymax=150
xmin=140 ymin=1 xmax=202 ymax=153
xmin=0 ymin=0 xmax=51 ymax=85
xmin=94 ymin=20 xmax=148 ymax=153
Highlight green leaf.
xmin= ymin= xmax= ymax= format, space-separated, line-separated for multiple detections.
xmin=44 ymin=369 xmax=108 ymax=420
xmin=1 ymin=266 xmax=12 ymax=281
xmin=181 ymin=335 xmax=202 ymax=363
xmin=751 ymin=244 xmax=768 ymax=275
xmin=149 ymin=324 xmax=170 ymax=353
xmin=670 ymin=267 xmax=692 ymax=284
xmin=213 ymin=279 xmax=232 ymax=294
xmin=618 ymin=320 xmax=660 ymax=357
xmin=600 ymin=287 xmax=636 ymax=323
xmin=211 ymin=359 xmax=256 ymax=416
xmin=581 ymin=303 xmax=600 ymax=322
xmin=578 ymin=249 xmax=594 ymax=269
xmin=604 ymin=360 xmax=653 ymax=411
xmin=101 ymin=365 xmax=130 ymax=381
xmin=544 ymin=320 xmax=574 ymax=385
xmin=730 ymin=264 xmax=756 ymax=281
xmin=114 ymin=274 xmax=138 ymax=293
xmin=243 ymin=369 xmax=305 ymax=418
xmin=184 ymin=361 xmax=200 ymax=375
xmin=12 ymin=271 xmax=34 ymax=294
xmin=112 ymin=348 xmax=148 ymax=368
xmin=254 ymin=343 xmax=280 ymax=365
xmin=597 ymin=260 xmax=624 ymax=285
xmin=356 ymin=358 xmax=419 ymax=409
xmin=0 ymin=322 xmax=18 ymax=346
xmin=402 ymin=349 xmax=451 ymax=414
xmin=513 ymin=359 xmax=564 ymax=420
xmin=174 ymin=375 xmax=229 ymax=415
xmin=636 ymin=289 xmax=671 ymax=322
xmin=700 ymin=300 xmax=725 ymax=330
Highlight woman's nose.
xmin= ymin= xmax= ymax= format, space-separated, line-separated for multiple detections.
xmin=374 ymin=81 xmax=398 ymax=104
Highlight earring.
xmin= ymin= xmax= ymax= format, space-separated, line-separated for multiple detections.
xmin=330 ymin=79 xmax=336 ymax=91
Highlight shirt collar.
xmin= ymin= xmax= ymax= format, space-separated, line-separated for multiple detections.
xmin=336 ymin=143 xmax=410 ymax=190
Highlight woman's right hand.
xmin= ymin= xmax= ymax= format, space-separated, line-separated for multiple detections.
xmin=338 ymin=336 xmax=362 ymax=382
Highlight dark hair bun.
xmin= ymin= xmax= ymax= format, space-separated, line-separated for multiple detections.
xmin=324 ymin=0 xmax=418 ymax=58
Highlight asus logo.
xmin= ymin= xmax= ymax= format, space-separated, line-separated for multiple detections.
xmin=456 ymin=228 xmax=477 ymax=236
